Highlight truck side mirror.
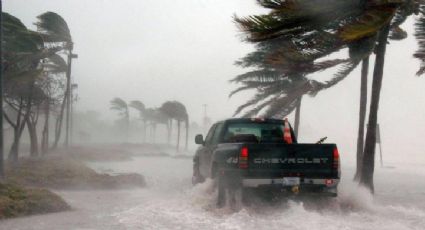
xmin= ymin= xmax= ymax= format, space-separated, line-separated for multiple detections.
xmin=195 ymin=134 xmax=204 ymax=145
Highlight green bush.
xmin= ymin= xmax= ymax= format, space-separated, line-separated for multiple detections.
xmin=0 ymin=183 xmax=70 ymax=219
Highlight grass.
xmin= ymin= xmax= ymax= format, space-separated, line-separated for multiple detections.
xmin=5 ymin=156 xmax=146 ymax=190
xmin=0 ymin=183 xmax=70 ymax=219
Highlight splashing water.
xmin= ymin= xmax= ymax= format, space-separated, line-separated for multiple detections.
xmin=1 ymin=155 xmax=424 ymax=230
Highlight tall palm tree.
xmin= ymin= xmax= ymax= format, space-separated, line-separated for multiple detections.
xmin=234 ymin=0 xmax=404 ymax=192
xmin=142 ymin=108 xmax=168 ymax=143
xmin=359 ymin=25 xmax=392 ymax=192
xmin=354 ymin=57 xmax=369 ymax=181
xmin=160 ymin=101 xmax=189 ymax=151
xmin=110 ymin=97 xmax=129 ymax=140
xmin=35 ymin=11 xmax=74 ymax=147
xmin=142 ymin=108 xmax=156 ymax=142
xmin=129 ymin=100 xmax=146 ymax=142
xmin=354 ymin=1 xmax=416 ymax=180
xmin=2 ymin=12 xmax=47 ymax=162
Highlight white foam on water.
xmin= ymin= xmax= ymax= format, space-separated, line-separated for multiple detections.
xmin=112 ymin=157 xmax=425 ymax=230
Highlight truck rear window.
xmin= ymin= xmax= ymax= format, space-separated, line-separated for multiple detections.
xmin=223 ymin=123 xmax=286 ymax=143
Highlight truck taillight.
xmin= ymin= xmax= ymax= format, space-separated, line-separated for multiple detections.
xmin=239 ymin=147 xmax=249 ymax=169
xmin=333 ymin=147 xmax=340 ymax=170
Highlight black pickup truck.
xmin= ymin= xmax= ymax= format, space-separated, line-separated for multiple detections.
xmin=192 ymin=118 xmax=340 ymax=206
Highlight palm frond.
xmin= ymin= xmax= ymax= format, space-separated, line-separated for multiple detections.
xmin=414 ymin=3 xmax=425 ymax=75
xmin=44 ymin=53 xmax=67 ymax=73
xmin=110 ymin=97 xmax=128 ymax=111
xmin=233 ymin=90 xmax=276 ymax=116
xmin=35 ymin=11 xmax=72 ymax=46
xmin=129 ymin=100 xmax=146 ymax=112
xmin=2 ymin=12 xmax=43 ymax=53
xmin=230 ymin=69 xmax=281 ymax=83
xmin=338 ymin=7 xmax=397 ymax=42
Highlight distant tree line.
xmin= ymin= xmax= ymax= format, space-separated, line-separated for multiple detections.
xmin=110 ymin=98 xmax=189 ymax=152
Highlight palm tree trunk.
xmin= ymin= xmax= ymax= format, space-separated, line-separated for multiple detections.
xmin=167 ymin=119 xmax=171 ymax=145
xmin=168 ymin=118 xmax=173 ymax=145
xmin=64 ymin=50 xmax=74 ymax=147
xmin=41 ymin=100 xmax=50 ymax=155
xmin=0 ymin=0 xmax=4 ymax=178
xmin=8 ymin=103 xmax=31 ymax=162
xmin=125 ymin=110 xmax=129 ymax=142
xmin=176 ymin=120 xmax=181 ymax=152
xmin=52 ymin=89 xmax=68 ymax=149
xmin=143 ymin=120 xmax=147 ymax=143
xmin=8 ymin=92 xmax=33 ymax=162
xmin=359 ymin=25 xmax=390 ymax=193
xmin=185 ymin=117 xmax=189 ymax=151
xmin=153 ymin=123 xmax=156 ymax=143
xmin=354 ymin=57 xmax=369 ymax=181
xmin=294 ymin=97 xmax=302 ymax=139
xmin=27 ymin=119 xmax=39 ymax=157
xmin=8 ymin=127 xmax=20 ymax=163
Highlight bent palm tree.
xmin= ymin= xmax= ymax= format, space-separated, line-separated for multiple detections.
xmin=160 ymin=101 xmax=189 ymax=151
xmin=110 ymin=98 xmax=129 ymax=140
xmin=2 ymin=12 xmax=47 ymax=162
xmin=129 ymin=100 xmax=146 ymax=142
xmin=35 ymin=11 xmax=74 ymax=147
xmin=234 ymin=0 xmax=405 ymax=192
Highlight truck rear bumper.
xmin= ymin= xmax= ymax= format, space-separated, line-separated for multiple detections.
xmin=242 ymin=178 xmax=339 ymax=188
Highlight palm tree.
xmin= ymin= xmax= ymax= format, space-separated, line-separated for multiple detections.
xmin=160 ymin=101 xmax=177 ymax=145
xmin=35 ymin=11 xmax=74 ymax=147
xmin=129 ymin=100 xmax=146 ymax=142
xmin=353 ymin=2 xmax=416 ymax=180
xmin=354 ymin=57 xmax=369 ymax=180
xmin=234 ymin=0 xmax=404 ymax=192
xmin=110 ymin=98 xmax=129 ymax=140
xmin=160 ymin=101 xmax=189 ymax=151
xmin=141 ymin=108 xmax=168 ymax=143
xmin=359 ymin=24 xmax=392 ymax=192
xmin=2 ymin=12 xmax=46 ymax=162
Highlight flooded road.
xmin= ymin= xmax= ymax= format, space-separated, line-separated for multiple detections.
xmin=1 ymin=149 xmax=425 ymax=230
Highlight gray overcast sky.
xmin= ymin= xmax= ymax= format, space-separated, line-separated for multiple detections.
xmin=4 ymin=0 xmax=425 ymax=163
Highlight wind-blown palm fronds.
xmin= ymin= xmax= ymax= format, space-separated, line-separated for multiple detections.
xmin=414 ymin=2 xmax=425 ymax=75
xmin=43 ymin=54 xmax=67 ymax=74
xmin=110 ymin=97 xmax=129 ymax=118
xmin=35 ymin=12 xmax=72 ymax=45
xmin=129 ymin=100 xmax=146 ymax=113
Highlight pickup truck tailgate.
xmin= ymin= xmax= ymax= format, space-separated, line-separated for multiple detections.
xmin=244 ymin=143 xmax=337 ymax=178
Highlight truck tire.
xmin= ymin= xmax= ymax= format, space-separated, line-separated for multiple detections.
xmin=217 ymin=173 xmax=226 ymax=208
xmin=192 ymin=158 xmax=204 ymax=185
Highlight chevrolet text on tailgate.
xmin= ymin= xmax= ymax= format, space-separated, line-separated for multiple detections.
xmin=192 ymin=118 xmax=341 ymax=207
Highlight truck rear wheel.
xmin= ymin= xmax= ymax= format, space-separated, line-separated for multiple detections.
xmin=216 ymin=172 xmax=244 ymax=208
xmin=217 ymin=174 xmax=226 ymax=207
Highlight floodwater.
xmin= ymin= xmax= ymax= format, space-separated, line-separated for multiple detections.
xmin=1 ymin=147 xmax=425 ymax=230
